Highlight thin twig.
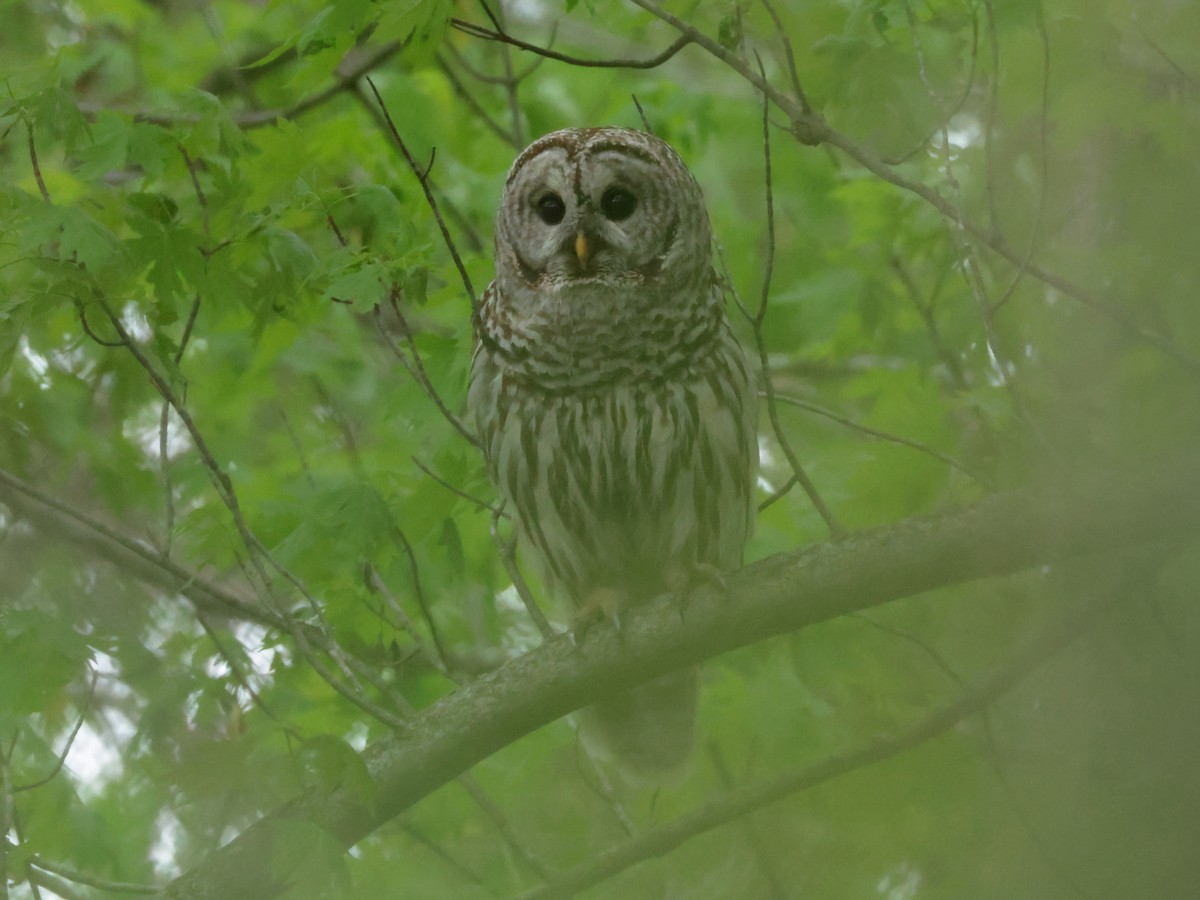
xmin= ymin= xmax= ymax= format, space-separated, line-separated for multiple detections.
xmin=759 ymin=0 xmax=813 ymax=114
xmin=757 ymin=474 xmax=798 ymax=512
xmin=436 ymin=54 xmax=520 ymax=148
xmin=708 ymin=741 xmax=789 ymax=900
xmin=490 ymin=507 xmax=555 ymax=640
xmin=14 ymin=669 xmax=97 ymax=793
xmin=770 ymin=392 xmax=986 ymax=484
xmin=489 ymin=2 xmax=526 ymax=148
xmin=79 ymin=38 xmax=409 ymax=129
xmin=179 ymin=145 xmax=210 ymax=234
xmin=444 ymin=37 xmax=547 ymax=86
xmin=394 ymin=523 xmax=456 ymax=677
xmin=364 ymin=77 xmax=478 ymax=315
xmin=631 ymin=94 xmax=652 ymax=132
xmin=450 ymin=16 xmax=692 ymax=69
xmin=570 ymin=734 xmax=638 ymax=836
xmin=28 ymin=856 xmax=159 ymax=895
xmin=981 ymin=0 xmax=1003 ymax=235
xmin=160 ymin=293 xmax=202 ymax=556
xmin=197 ymin=616 xmax=293 ymax=732
xmin=77 ymin=304 xmax=126 ymax=348
xmin=374 ymin=298 xmax=482 ymax=449
xmin=457 ymin=775 xmax=552 ymax=880
xmin=402 ymin=825 xmax=502 ymax=897
xmin=26 ymin=117 xmax=51 ymax=203
xmin=366 ymin=563 xmax=452 ymax=681
xmin=890 ymin=256 xmax=968 ymax=389
xmin=0 ymin=466 xmax=279 ymax=628
xmin=882 ymin=4 xmax=981 ymax=166
xmin=990 ymin=1 xmax=1050 ymax=315
xmin=742 ymin=53 xmax=842 ymax=536
xmin=901 ymin=0 xmax=1006 ymax=386
xmin=1 ymin=735 xmax=13 ymax=900
xmin=27 ymin=868 xmax=83 ymax=900
xmin=411 ymin=455 xmax=506 ymax=518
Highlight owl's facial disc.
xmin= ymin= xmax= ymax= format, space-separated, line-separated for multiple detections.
xmin=497 ymin=128 xmax=710 ymax=298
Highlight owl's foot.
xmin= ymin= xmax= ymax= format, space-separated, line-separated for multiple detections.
xmin=668 ymin=563 xmax=727 ymax=623
xmin=569 ymin=586 xmax=625 ymax=646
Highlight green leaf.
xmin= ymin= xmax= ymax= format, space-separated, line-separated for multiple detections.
xmin=0 ymin=611 xmax=89 ymax=718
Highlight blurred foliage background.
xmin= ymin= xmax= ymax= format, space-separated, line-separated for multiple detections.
xmin=1 ymin=0 xmax=1198 ymax=897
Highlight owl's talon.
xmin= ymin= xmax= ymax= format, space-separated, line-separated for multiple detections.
xmin=669 ymin=562 xmax=728 ymax=623
xmin=572 ymin=586 xmax=625 ymax=643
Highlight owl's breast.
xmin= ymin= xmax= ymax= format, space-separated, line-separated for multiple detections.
xmin=469 ymin=326 xmax=757 ymax=603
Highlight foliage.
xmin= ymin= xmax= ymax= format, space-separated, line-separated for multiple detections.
xmin=1 ymin=0 xmax=1198 ymax=897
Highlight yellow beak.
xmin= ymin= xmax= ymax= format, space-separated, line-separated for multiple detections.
xmin=574 ymin=232 xmax=590 ymax=272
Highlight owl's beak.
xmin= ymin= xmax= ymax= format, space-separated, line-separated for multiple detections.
xmin=574 ymin=232 xmax=590 ymax=272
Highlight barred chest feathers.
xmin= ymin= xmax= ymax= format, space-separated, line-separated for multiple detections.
xmin=470 ymin=287 xmax=755 ymax=603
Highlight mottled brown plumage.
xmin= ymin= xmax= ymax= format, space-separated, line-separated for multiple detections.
xmin=469 ymin=127 xmax=756 ymax=775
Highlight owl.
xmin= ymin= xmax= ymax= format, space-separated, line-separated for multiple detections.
xmin=469 ymin=127 xmax=757 ymax=775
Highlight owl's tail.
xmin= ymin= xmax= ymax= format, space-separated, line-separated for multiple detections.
xmin=578 ymin=666 xmax=699 ymax=780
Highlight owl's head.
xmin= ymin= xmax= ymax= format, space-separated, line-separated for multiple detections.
xmin=493 ymin=127 xmax=712 ymax=296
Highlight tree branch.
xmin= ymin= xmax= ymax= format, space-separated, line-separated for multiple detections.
xmin=162 ymin=462 xmax=1200 ymax=899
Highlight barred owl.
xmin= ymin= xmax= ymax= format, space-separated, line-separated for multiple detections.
xmin=469 ymin=127 xmax=757 ymax=775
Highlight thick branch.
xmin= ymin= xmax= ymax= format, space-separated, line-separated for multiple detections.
xmin=163 ymin=463 xmax=1200 ymax=899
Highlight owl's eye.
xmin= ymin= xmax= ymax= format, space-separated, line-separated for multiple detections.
xmin=600 ymin=187 xmax=637 ymax=221
xmin=534 ymin=193 xmax=566 ymax=225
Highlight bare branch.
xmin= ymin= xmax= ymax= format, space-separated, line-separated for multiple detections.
xmin=881 ymin=4 xmax=981 ymax=166
xmin=757 ymin=474 xmax=798 ymax=512
xmin=179 ymin=146 xmax=210 ymax=235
